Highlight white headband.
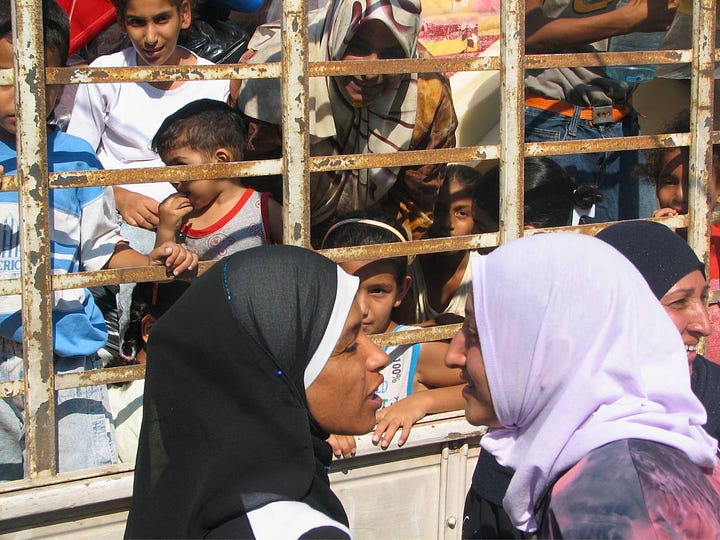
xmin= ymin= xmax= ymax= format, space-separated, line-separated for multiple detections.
xmin=304 ymin=266 xmax=359 ymax=389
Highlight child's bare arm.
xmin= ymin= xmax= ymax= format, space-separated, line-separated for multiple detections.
xmin=113 ymin=186 xmax=160 ymax=230
xmin=372 ymin=385 xmax=465 ymax=448
xmin=327 ymin=434 xmax=357 ymax=459
xmin=106 ymin=241 xmax=198 ymax=277
xmin=414 ymin=340 xmax=463 ymax=389
xmin=156 ymin=193 xmax=193 ymax=247
xmin=267 ymin=197 xmax=284 ymax=244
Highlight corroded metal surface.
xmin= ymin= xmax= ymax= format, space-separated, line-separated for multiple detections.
xmin=281 ymin=0 xmax=310 ymax=246
xmin=498 ymin=0 xmax=525 ymax=242
xmin=14 ymin=0 xmax=56 ymax=480
xmin=686 ymin=0 xmax=716 ymax=273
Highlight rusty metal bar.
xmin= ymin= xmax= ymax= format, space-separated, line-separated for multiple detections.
xmin=13 ymin=0 xmax=56 ymax=480
xmin=32 ymin=49 xmax=695 ymax=87
xmin=498 ymin=0 xmax=525 ymax=243
xmin=686 ymin=0 xmax=716 ymax=267
xmin=0 ymin=131 xmax=694 ymax=194
xmin=281 ymin=0 xmax=310 ymax=246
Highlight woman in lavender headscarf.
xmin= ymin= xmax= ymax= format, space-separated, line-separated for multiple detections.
xmin=448 ymin=233 xmax=720 ymax=538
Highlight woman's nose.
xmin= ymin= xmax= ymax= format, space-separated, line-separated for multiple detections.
xmin=366 ymin=340 xmax=389 ymax=371
xmin=445 ymin=331 xmax=466 ymax=369
xmin=690 ymin=304 xmax=713 ymax=337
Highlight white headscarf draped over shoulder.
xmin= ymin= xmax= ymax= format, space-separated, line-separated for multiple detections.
xmin=238 ymin=0 xmax=421 ymax=223
xmin=469 ymin=233 xmax=717 ymax=533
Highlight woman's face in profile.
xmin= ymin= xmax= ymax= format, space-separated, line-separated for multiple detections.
xmin=445 ymin=293 xmax=499 ymax=427
xmin=306 ymin=298 xmax=389 ymax=434
xmin=336 ymin=20 xmax=406 ymax=107
xmin=660 ymin=269 xmax=712 ymax=369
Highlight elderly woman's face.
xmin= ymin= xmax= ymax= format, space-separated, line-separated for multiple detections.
xmin=445 ymin=292 xmax=499 ymax=427
xmin=306 ymin=298 xmax=388 ymax=434
xmin=336 ymin=20 xmax=406 ymax=107
xmin=660 ymin=269 xmax=712 ymax=369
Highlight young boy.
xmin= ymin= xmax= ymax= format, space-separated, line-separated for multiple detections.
xmin=67 ymin=0 xmax=230 ymax=251
xmin=321 ymin=212 xmax=464 ymax=458
xmin=152 ymin=99 xmax=283 ymax=257
xmin=0 ymin=0 xmax=198 ymax=481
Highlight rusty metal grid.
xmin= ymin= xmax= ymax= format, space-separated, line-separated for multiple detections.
xmin=0 ymin=0 xmax=717 ymax=492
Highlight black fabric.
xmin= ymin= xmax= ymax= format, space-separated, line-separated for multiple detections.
xmin=470 ymin=449 xmax=515 ymax=507
xmin=692 ymin=354 xmax=720 ymax=441
xmin=125 ymin=245 xmax=349 ymax=538
xmin=464 ymin=451 xmax=524 ymax=539
xmin=596 ymin=220 xmax=704 ymax=300
xmin=462 ymin=485 xmax=530 ymax=540
xmin=298 ymin=526 xmax=352 ymax=539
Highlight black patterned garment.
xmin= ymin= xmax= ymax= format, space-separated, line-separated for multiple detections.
xmin=539 ymin=439 xmax=720 ymax=539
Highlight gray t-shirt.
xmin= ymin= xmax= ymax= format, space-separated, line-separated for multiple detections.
xmin=525 ymin=0 xmax=637 ymax=107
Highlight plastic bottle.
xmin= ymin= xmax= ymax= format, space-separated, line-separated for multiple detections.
xmin=605 ymin=0 xmax=664 ymax=83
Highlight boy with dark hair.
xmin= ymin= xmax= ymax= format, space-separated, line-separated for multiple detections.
xmin=153 ymin=99 xmax=283 ymax=258
xmin=0 ymin=0 xmax=197 ymax=481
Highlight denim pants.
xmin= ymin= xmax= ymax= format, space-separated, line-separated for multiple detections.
xmin=0 ymin=338 xmax=118 ymax=481
xmin=525 ymin=105 xmax=655 ymax=222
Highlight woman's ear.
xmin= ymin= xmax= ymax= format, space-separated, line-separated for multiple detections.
xmin=141 ymin=314 xmax=158 ymax=344
xmin=393 ymin=275 xmax=413 ymax=307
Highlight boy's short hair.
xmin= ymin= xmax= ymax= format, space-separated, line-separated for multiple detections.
xmin=112 ymin=0 xmax=189 ymax=19
xmin=152 ymin=98 xmax=247 ymax=161
xmin=321 ymin=210 xmax=409 ymax=284
xmin=0 ymin=0 xmax=70 ymax=66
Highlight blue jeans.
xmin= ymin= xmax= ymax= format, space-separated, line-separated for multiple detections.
xmin=0 ymin=338 xmax=118 ymax=481
xmin=525 ymin=105 xmax=655 ymax=221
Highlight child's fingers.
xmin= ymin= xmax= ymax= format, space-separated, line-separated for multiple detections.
xmin=396 ymin=423 xmax=412 ymax=446
xmin=651 ymin=207 xmax=678 ymax=218
xmin=327 ymin=434 xmax=356 ymax=459
xmin=159 ymin=244 xmax=197 ymax=275
xmin=373 ymin=418 xmax=402 ymax=449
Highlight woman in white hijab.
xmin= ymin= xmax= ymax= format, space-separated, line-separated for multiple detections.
xmin=447 ymin=233 xmax=720 ymax=538
xmin=234 ymin=0 xmax=457 ymax=242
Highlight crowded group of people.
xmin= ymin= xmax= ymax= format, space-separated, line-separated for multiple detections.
xmin=1 ymin=0 xmax=720 ymax=537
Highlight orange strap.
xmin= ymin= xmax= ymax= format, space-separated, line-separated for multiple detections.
xmin=525 ymin=95 xmax=631 ymax=123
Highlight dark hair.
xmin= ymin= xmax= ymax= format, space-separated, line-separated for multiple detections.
xmin=321 ymin=210 xmax=409 ymax=284
xmin=643 ymin=112 xmax=720 ymax=184
xmin=0 ymin=0 xmax=70 ymax=66
xmin=112 ymin=0 xmax=189 ymax=19
xmin=445 ymin=164 xmax=483 ymax=190
xmin=152 ymin=99 xmax=247 ymax=161
xmin=121 ymin=280 xmax=191 ymax=360
xmin=476 ymin=157 xmax=603 ymax=228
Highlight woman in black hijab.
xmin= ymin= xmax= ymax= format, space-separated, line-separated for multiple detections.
xmin=125 ymin=245 xmax=388 ymax=539
xmin=597 ymin=220 xmax=720 ymax=440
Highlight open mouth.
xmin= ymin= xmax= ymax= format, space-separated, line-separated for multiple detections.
xmin=142 ymin=48 xmax=162 ymax=60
